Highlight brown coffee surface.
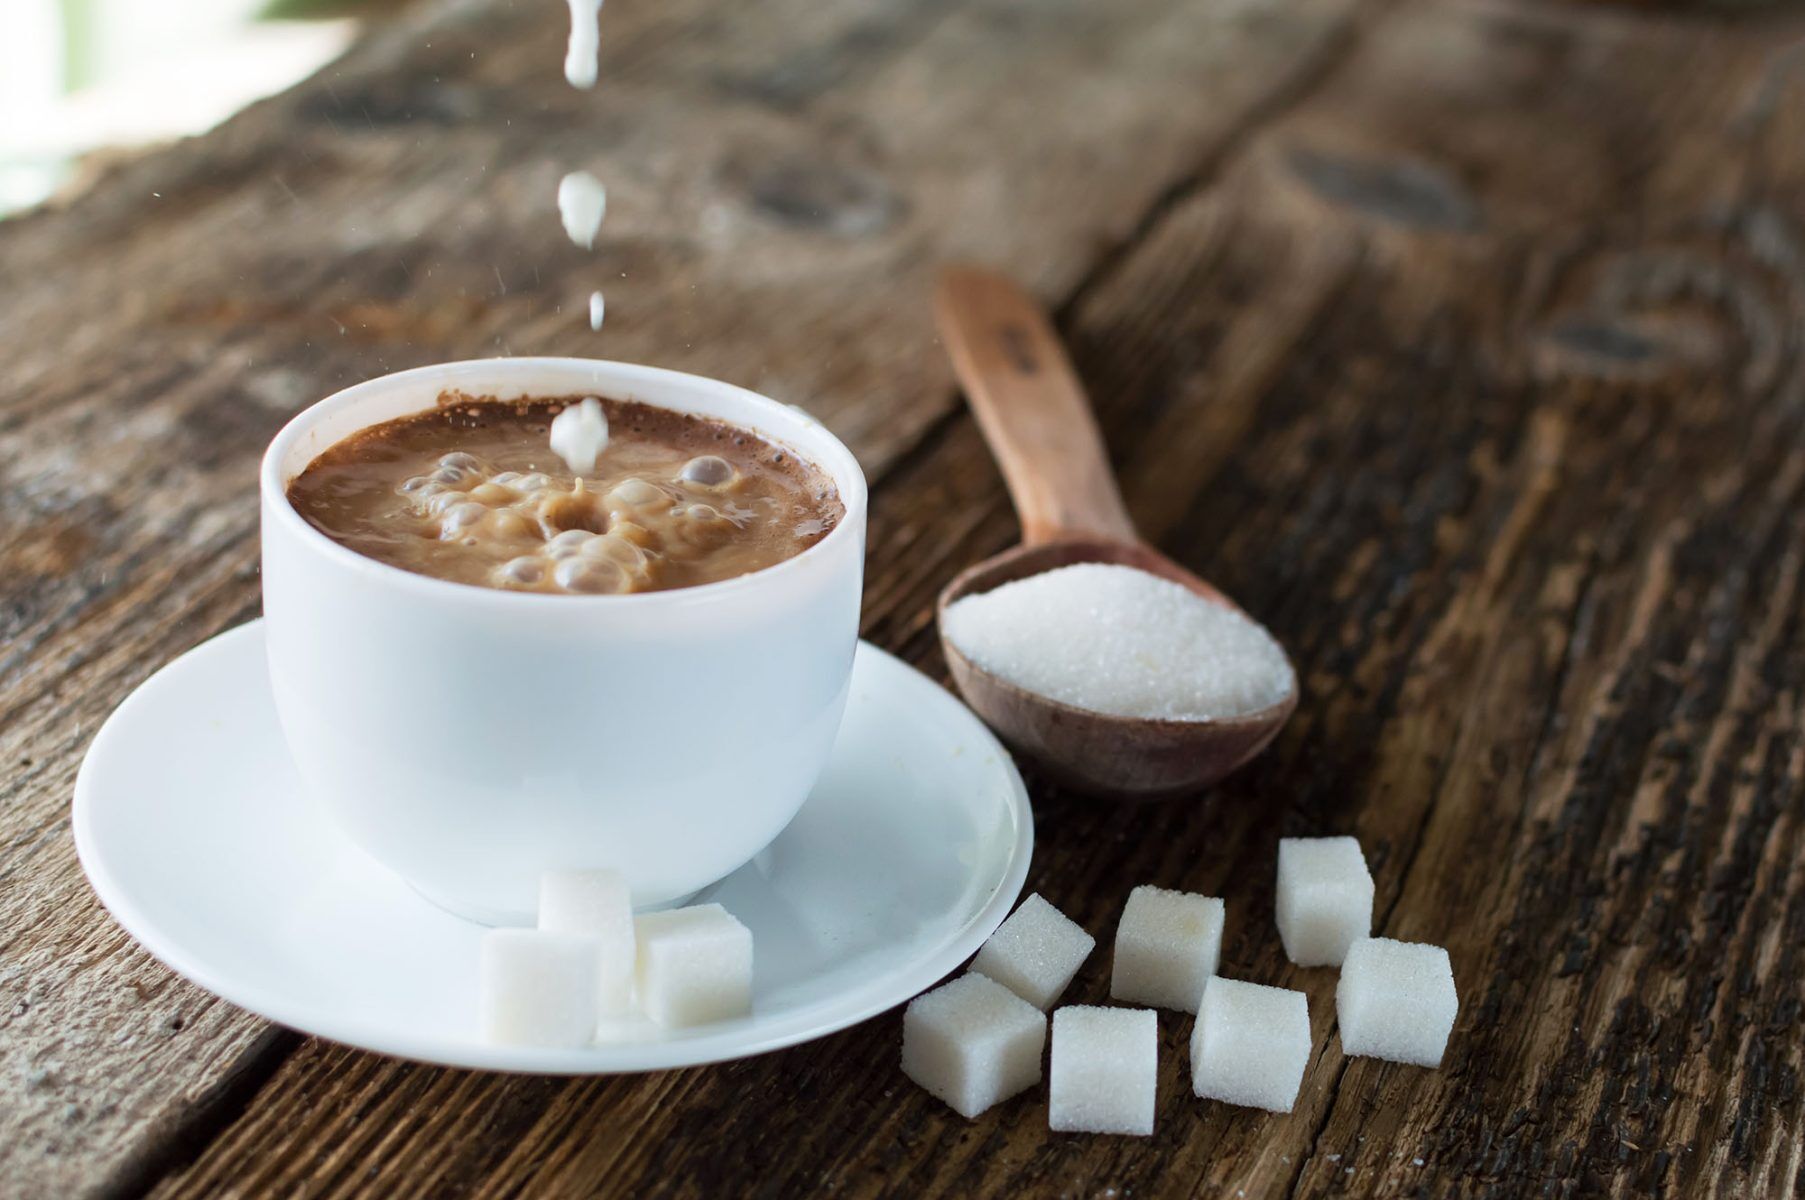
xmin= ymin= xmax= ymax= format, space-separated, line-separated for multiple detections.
xmin=286 ymin=393 xmax=843 ymax=594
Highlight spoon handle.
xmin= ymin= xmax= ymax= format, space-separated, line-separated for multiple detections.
xmin=934 ymin=266 xmax=1138 ymax=547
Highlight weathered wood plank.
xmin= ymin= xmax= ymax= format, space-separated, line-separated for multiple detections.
xmin=0 ymin=0 xmax=1371 ymax=1193
xmin=1259 ymin=8 xmax=1805 ymax=1194
xmin=135 ymin=2 xmax=1805 ymax=1198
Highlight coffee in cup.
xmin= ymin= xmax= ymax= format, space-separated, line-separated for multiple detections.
xmin=285 ymin=393 xmax=844 ymax=595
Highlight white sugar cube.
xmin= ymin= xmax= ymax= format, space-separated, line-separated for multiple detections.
xmin=1048 ymin=1006 xmax=1158 ymax=1135
xmin=480 ymin=929 xmax=600 ymax=1048
xmin=969 ymin=893 xmax=1096 ymax=1009
xmin=1337 ymin=937 xmax=1458 ymax=1067
xmin=1110 ymin=885 xmax=1224 ymax=1012
xmin=1276 ymin=836 xmax=1374 ymax=966
xmin=538 ymin=869 xmax=635 ymax=1017
xmin=634 ymin=904 xmax=753 ymax=1027
xmin=1190 ymin=976 xmax=1312 ymax=1112
xmin=902 ymin=974 xmax=1047 ymax=1118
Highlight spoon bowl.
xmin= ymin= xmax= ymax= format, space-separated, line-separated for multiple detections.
xmin=937 ymin=539 xmax=1297 ymax=801
xmin=932 ymin=267 xmax=1297 ymax=800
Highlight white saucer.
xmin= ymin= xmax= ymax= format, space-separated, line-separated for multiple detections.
xmin=73 ymin=621 xmax=1031 ymax=1073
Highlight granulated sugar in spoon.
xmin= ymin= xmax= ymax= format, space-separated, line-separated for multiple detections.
xmin=933 ymin=265 xmax=1297 ymax=800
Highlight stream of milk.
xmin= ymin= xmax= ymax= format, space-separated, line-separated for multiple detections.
xmin=564 ymin=0 xmax=603 ymax=88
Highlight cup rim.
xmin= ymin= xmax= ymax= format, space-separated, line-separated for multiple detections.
xmin=260 ymin=357 xmax=868 ymax=609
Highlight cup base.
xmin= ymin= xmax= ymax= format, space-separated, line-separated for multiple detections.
xmin=406 ymin=878 xmax=707 ymax=928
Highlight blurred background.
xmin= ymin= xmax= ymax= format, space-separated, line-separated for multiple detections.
xmin=0 ymin=0 xmax=386 ymax=216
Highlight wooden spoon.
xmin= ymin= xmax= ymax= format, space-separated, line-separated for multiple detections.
xmin=933 ymin=265 xmax=1297 ymax=800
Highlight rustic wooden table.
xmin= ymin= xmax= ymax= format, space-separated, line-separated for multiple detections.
xmin=4 ymin=0 xmax=1802 ymax=1194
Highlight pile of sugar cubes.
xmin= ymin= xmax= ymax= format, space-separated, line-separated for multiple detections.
xmin=481 ymin=868 xmax=753 ymax=1046
xmin=901 ymin=836 xmax=1457 ymax=1132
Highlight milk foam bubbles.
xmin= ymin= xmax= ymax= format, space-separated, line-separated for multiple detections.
xmin=557 ymin=171 xmax=607 ymax=249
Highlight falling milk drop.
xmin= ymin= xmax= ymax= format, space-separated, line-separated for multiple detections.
xmin=558 ymin=1 xmax=610 ymax=330
xmin=557 ymin=171 xmax=606 ymax=249
xmin=564 ymin=0 xmax=604 ymax=89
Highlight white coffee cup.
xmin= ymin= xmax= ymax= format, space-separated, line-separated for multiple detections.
xmin=260 ymin=359 xmax=867 ymax=924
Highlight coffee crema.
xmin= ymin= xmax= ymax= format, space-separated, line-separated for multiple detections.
xmin=286 ymin=393 xmax=843 ymax=595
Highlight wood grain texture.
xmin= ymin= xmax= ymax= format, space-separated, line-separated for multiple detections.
xmin=1 ymin=0 xmax=1801 ymax=1196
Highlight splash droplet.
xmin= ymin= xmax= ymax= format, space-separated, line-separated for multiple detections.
xmin=549 ymin=397 xmax=610 ymax=475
